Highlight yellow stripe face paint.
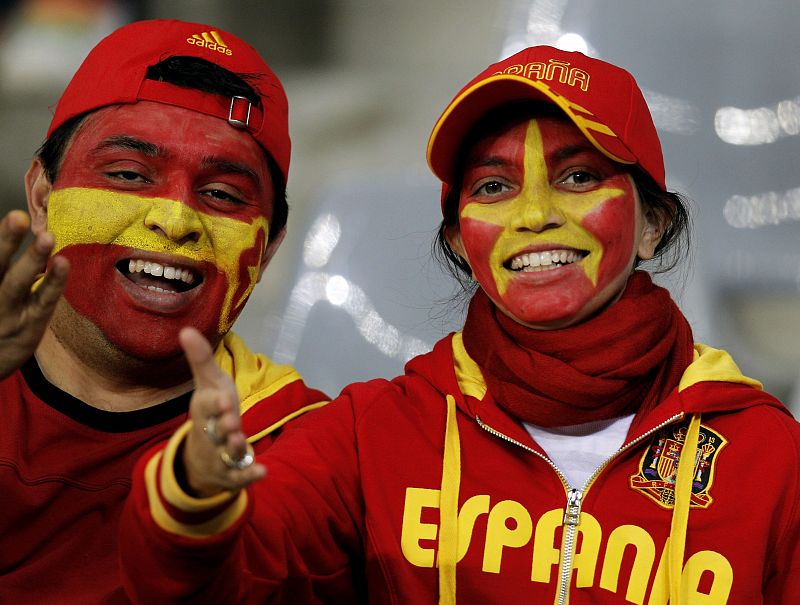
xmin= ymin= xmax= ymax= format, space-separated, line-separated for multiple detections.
xmin=456 ymin=115 xmax=643 ymax=329
xmin=49 ymin=187 xmax=268 ymax=357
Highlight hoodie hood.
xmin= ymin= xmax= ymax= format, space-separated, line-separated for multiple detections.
xmin=406 ymin=333 xmax=789 ymax=425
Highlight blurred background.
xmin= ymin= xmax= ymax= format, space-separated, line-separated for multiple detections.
xmin=1 ymin=0 xmax=798 ymax=412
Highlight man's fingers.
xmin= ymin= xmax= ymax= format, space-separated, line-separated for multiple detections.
xmin=0 ymin=211 xmax=31 ymax=276
xmin=28 ymin=255 xmax=69 ymax=316
xmin=0 ymin=230 xmax=57 ymax=308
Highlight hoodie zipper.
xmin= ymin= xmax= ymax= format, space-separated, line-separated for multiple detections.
xmin=476 ymin=412 xmax=684 ymax=605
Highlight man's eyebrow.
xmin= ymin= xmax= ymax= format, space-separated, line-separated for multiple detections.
xmin=202 ymin=156 xmax=261 ymax=188
xmin=93 ymin=135 xmax=163 ymax=157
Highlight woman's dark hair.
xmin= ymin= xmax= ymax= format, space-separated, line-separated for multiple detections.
xmin=35 ymin=56 xmax=288 ymax=239
xmin=433 ymin=102 xmax=691 ymax=290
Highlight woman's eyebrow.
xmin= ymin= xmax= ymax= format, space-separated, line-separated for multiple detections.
xmin=464 ymin=155 xmax=512 ymax=170
xmin=551 ymin=143 xmax=597 ymax=163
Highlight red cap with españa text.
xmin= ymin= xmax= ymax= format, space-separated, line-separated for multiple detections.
xmin=47 ymin=19 xmax=290 ymax=183
xmin=427 ymin=45 xmax=665 ymax=193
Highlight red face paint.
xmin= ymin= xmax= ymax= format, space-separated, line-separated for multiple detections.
xmin=456 ymin=115 xmax=645 ymax=329
xmin=47 ymin=102 xmax=274 ymax=359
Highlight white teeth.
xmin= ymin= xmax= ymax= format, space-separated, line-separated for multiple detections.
xmin=508 ymin=249 xmax=583 ymax=272
xmin=145 ymin=285 xmax=175 ymax=294
xmin=125 ymin=258 xmax=197 ymax=284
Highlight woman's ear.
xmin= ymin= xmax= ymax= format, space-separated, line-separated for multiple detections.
xmin=637 ymin=208 xmax=667 ymax=261
xmin=25 ymin=159 xmax=52 ymax=235
xmin=444 ymin=224 xmax=467 ymax=260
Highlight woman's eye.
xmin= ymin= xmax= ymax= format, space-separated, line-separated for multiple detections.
xmin=560 ymin=170 xmax=598 ymax=187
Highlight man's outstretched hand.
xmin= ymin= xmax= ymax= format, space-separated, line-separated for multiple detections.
xmin=180 ymin=327 xmax=267 ymax=498
xmin=0 ymin=210 xmax=69 ymax=380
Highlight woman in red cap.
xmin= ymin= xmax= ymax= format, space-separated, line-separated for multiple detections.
xmin=121 ymin=46 xmax=799 ymax=604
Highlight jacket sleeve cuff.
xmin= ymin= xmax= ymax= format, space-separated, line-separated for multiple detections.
xmin=145 ymin=420 xmax=249 ymax=539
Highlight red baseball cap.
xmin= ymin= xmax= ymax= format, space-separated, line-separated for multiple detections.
xmin=427 ymin=45 xmax=665 ymax=194
xmin=47 ymin=19 xmax=290 ymax=183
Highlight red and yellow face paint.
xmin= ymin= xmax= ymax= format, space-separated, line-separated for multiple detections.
xmin=43 ymin=102 xmax=274 ymax=359
xmin=455 ymin=115 xmax=646 ymax=329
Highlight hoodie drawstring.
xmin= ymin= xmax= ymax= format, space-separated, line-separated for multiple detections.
xmin=668 ymin=413 xmax=701 ymax=605
xmin=438 ymin=395 xmax=461 ymax=605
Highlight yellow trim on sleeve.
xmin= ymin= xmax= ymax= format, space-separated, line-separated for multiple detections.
xmin=146 ymin=450 xmax=249 ymax=539
xmin=679 ymin=343 xmax=762 ymax=392
xmin=246 ymin=400 xmax=329 ymax=443
xmin=145 ymin=422 xmax=249 ymax=539
xmin=160 ymin=421 xmax=239 ymax=513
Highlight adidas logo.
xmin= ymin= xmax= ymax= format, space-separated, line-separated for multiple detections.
xmin=186 ymin=31 xmax=232 ymax=56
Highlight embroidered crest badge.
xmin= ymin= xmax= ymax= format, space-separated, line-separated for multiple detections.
xmin=630 ymin=420 xmax=727 ymax=509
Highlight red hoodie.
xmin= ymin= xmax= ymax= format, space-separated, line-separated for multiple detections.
xmin=121 ymin=334 xmax=800 ymax=604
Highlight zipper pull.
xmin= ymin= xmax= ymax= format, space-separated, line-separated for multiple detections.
xmin=563 ymin=488 xmax=583 ymax=526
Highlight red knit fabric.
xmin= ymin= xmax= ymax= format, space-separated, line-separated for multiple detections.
xmin=461 ymin=271 xmax=694 ymax=427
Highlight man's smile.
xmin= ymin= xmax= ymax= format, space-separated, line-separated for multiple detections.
xmin=119 ymin=257 xmax=201 ymax=294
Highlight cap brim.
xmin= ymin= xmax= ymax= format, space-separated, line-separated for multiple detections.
xmin=427 ymin=75 xmax=637 ymax=184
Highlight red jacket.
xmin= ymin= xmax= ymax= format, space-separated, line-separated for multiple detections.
xmin=0 ymin=332 xmax=326 ymax=604
xmin=121 ymin=333 xmax=800 ymax=604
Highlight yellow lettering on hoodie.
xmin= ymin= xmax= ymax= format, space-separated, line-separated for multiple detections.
xmin=573 ymin=512 xmax=601 ymax=586
xmin=601 ymin=525 xmax=657 ymax=604
xmin=457 ymin=495 xmax=491 ymax=561
xmin=482 ymin=500 xmax=533 ymax=573
xmin=399 ymin=488 xmax=734 ymax=602
xmin=401 ymin=487 xmax=439 ymax=567
xmin=683 ymin=551 xmax=733 ymax=603
xmin=530 ymin=508 xmax=563 ymax=582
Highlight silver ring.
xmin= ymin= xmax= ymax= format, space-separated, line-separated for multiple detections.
xmin=219 ymin=443 xmax=255 ymax=470
xmin=204 ymin=416 xmax=224 ymax=446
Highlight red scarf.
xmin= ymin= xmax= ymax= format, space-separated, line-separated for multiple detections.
xmin=461 ymin=271 xmax=694 ymax=427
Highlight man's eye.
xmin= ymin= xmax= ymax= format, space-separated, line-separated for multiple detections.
xmin=108 ymin=170 xmax=145 ymax=182
xmin=474 ymin=181 xmax=509 ymax=196
xmin=203 ymin=189 xmax=244 ymax=204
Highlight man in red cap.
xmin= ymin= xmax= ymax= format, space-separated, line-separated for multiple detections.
xmin=0 ymin=19 xmax=327 ymax=603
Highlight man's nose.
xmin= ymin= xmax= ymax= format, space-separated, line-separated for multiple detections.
xmin=143 ymin=198 xmax=203 ymax=244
